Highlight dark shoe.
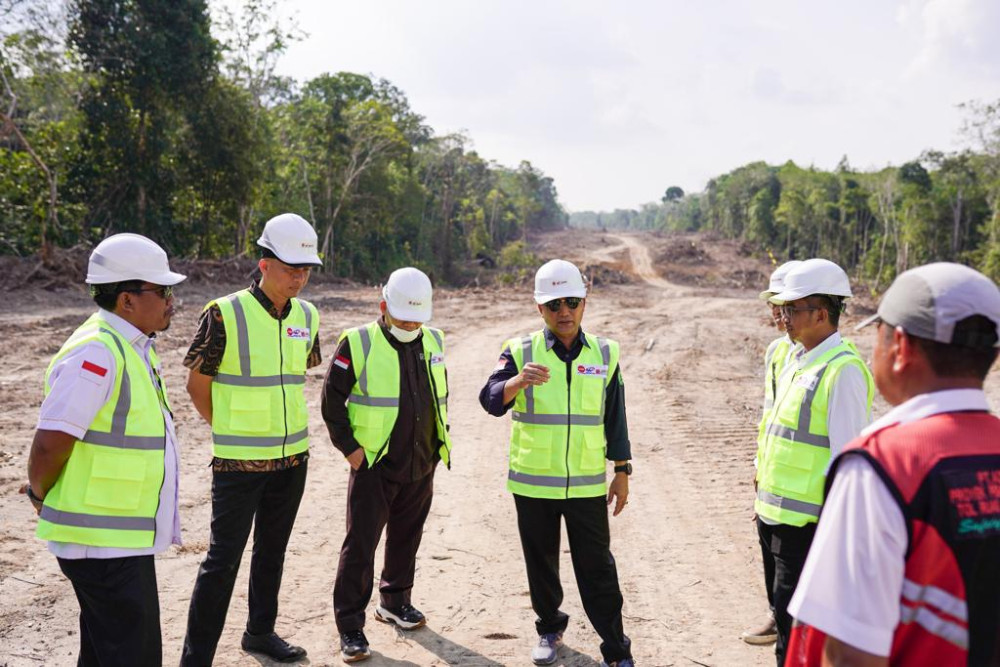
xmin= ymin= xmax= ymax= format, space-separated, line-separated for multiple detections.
xmin=240 ymin=631 xmax=307 ymax=663
xmin=340 ymin=629 xmax=371 ymax=663
xmin=600 ymin=660 xmax=635 ymax=667
xmin=374 ymin=603 xmax=426 ymax=630
xmin=740 ymin=613 xmax=777 ymax=645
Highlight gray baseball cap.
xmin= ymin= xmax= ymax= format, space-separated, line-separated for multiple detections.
xmin=856 ymin=262 xmax=1000 ymax=348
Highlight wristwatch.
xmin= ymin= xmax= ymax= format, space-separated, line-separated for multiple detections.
xmin=613 ymin=462 xmax=632 ymax=476
xmin=26 ymin=484 xmax=44 ymax=504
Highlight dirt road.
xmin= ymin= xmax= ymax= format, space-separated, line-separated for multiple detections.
xmin=2 ymin=232 xmax=996 ymax=666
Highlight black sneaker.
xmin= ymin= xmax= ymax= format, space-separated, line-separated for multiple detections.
xmin=374 ymin=603 xmax=427 ymax=630
xmin=340 ymin=629 xmax=371 ymax=663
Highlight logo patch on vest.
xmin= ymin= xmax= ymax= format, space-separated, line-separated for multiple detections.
xmin=333 ymin=355 xmax=350 ymax=370
xmin=576 ymin=363 xmax=608 ymax=377
xmin=795 ymin=374 xmax=819 ymax=391
xmin=944 ymin=468 xmax=1000 ymax=540
xmin=430 ymin=353 xmax=445 ymax=366
xmin=285 ymin=327 xmax=310 ymax=340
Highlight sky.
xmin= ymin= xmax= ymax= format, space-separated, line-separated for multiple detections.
xmin=246 ymin=0 xmax=1000 ymax=212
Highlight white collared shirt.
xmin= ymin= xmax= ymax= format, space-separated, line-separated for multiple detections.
xmin=788 ymin=389 xmax=991 ymax=656
xmin=759 ymin=332 xmax=873 ymax=524
xmin=38 ymin=309 xmax=182 ymax=559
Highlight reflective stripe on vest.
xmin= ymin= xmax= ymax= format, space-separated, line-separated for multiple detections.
xmin=37 ymin=316 xmax=166 ymax=547
xmin=343 ymin=322 xmax=452 ymax=468
xmin=756 ymin=342 xmax=873 ymax=526
xmin=507 ymin=331 xmax=618 ymax=499
xmin=210 ymin=291 xmax=317 ymax=459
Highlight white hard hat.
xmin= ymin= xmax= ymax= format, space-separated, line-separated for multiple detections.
xmin=257 ymin=213 xmax=322 ymax=266
xmin=86 ymin=233 xmax=186 ymax=286
xmin=383 ymin=267 xmax=433 ymax=322
xmin=533 ymin=259 xmax=587 ymax=305
xmin=759 ymin=260 xmax=803 ymax=301
xmin=769 ymin=258 xmax=852 ymax=304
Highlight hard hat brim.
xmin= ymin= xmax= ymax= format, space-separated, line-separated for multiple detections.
xmin=758 ymin=290 xmax=777 ymax=302
xmin=768 ymin=286 xmax=813 ymax=305
xmin=257 ymin=239 xmax=322 ymax=267
xmin=854 ymin=313 xmax=881 ymax=332
xmin=386 ymin=302 xmax=432 ymax=323
xmin=533 ymin=288 xmax=587 ymax=305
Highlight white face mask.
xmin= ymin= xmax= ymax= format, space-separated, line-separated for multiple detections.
xmin=389 ymin=324 xmax=421 ymax=343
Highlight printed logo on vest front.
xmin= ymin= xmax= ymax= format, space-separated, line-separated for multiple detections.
xmin=794 ymin=375 xmax=819 ymax=391
xmin=576 ymin=364 xmax=608 ymax=377
xmin=943 ymin=467 xmax=1000 ymax=540
xmin=285 ymin=327 xmax=310 ymax=340
xmin=430 ymin=354 xmax=445 ymax=366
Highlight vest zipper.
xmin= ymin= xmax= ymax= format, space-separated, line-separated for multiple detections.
xmin=278 ymin=314 xmax=288 ymax=457
xmin=425 ymin=345 xmax=451 ymax=469
xmin=565 ymin=360 xmax=572 ymax=499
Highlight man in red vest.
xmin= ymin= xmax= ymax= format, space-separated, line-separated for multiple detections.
xmin=785 ymin=262 xmax=1000 ymax=666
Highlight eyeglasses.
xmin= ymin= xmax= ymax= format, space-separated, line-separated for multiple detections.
xmin=127 ymin=285 xmax=174 ymax=300
xmin=544 ymin=297 xmax=582 ymax=312
xmin=779 ymin=305 xmax=819 ymax=318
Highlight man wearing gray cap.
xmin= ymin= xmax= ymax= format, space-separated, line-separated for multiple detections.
xmin=786 ymin=263 xmax=1000 ymax=666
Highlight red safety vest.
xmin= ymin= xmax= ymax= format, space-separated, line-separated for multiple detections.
xmin=786 ymin=411 xmax=1000 ymax=666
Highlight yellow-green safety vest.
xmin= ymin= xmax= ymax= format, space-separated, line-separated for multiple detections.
xmin=506 ymin=330 xmax=620 ymax=500
xmin=210 ymin=289 xmax=319 ymax=460
xmin=755 ymin=338 xmax=874 ymax=526
xmin=756 ymin=335 xmax=796 ymax=457
xmin=37 ymin=314 xmax=168 ymax=548
xmin=341 ymin=321 xmax=452 ymax=468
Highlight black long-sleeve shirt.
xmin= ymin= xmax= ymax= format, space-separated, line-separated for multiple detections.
xmin=478 ymin=327 xmax=631 ymax=461
xmin=322 ymin=319 xmax=440 ymax=482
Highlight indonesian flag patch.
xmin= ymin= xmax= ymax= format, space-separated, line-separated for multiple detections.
xmin=81 ymin=361 xmax=108 ymax=377
xmin=334 ymin=355 xmax=350 ymax=370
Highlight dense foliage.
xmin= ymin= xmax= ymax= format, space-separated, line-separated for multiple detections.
xmin=0 ymin=0 xmax=567 ymax=280
xmin=572 ymin=104 xmax=1000 ymax=287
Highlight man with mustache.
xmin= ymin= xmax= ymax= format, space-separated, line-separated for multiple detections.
xmin=22 ymin=233 xmax=186 ymax=666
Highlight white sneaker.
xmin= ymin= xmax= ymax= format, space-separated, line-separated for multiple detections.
xmin=531 ymin=632 xmax=563 ymax=665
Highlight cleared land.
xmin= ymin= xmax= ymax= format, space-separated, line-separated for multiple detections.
xmin=2 ymin=230 xmax=996 ymax=666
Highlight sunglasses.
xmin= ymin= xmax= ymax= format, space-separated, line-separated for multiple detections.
xmin=779 ymin=305 xmax=819 ymax=318
xmin=544 ymin=297 xmax=582 ymax=312
xmin=128 ymin=285 xmax=174 ymax=300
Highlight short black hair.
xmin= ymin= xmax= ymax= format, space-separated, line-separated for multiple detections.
xmin=808 ymin=294 xmax=844 ymax=328
xmin=892 ymin=315 xmax=999 ymax=380
xmin=90 ymin=280 xmax=144 ymax=311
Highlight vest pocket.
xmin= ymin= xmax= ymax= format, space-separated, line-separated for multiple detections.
xmin=514 ymin=429 xmax=553 ymax=471
xmin=84 ymin=453 xmax=147 ymax=511
xmin=229 ymin=390 xmax=271 ymax=433
xmin=579 ymin=377 xmax=604 ymax=413
xmin=768 ymin=441 xmax=815 ymax=495
xmin=578 ymin=429 xmax=607 ymax=473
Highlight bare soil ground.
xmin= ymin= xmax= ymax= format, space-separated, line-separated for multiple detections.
xmin=1 ymin=230 xmax=997 ymax=667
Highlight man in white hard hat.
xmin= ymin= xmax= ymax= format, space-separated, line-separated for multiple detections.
xmin=321 ymin=266 xmax=452 ymax=663
xmin=755 ymin=258 xmax=875 ymax=666
xmin=742 ymin=259 xmax=803 ymax=646
xmin=181 ymin=213 xmax=321 ymax=665
xmin=479 ymin=259 xmax=635 ymax=667
xmin=20 ymin=233 xmax=185 ymax=665
xmin=786 ymin=263 xmax=1000 ymax=666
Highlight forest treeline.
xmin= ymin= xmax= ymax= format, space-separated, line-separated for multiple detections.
xmin=0 ymin=0 xmax=566 ymax=281
xmin=572 ymin=102 xmax=1000 ymax=288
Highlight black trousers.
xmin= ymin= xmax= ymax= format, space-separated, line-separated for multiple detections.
xmin=513 ymin=494 xmax=631 ymax=663
xmin=756 ymin=517 xmax=816 ymax=667
xmin=181 ymin=462 xmax=308 ymax=666
xmin=57 ymin=555 xmax=161 ymax=667
xmin=333 ymin=467 xmax=435 ymax=632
